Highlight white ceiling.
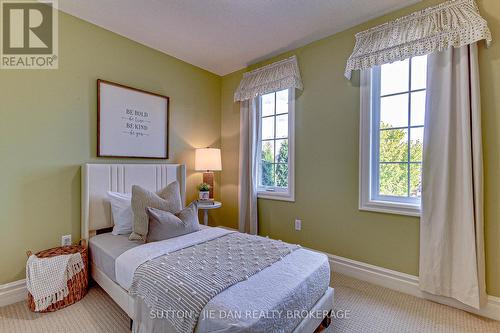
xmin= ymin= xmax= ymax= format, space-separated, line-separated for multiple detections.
xmin=59 ymin=0 xmax=420 ymax=76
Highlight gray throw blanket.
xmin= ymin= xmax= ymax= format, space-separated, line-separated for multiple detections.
xmin=129 ymin=232 xmax=299 ymax=333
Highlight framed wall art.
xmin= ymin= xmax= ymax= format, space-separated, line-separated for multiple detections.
xmin=97 ymin=79 xmax=169 ymax=158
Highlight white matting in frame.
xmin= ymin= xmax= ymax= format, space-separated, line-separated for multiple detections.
xmin=98 ymin=79 xmax=169 ymax=158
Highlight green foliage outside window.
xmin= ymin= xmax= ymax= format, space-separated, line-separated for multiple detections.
xmin=261 ymin=141 xmax=274 ymax=186
xmin=276 ymin=140 xmax=288 ymax=187
xmin=379 ymin=122 xmax=423 ymax=197
xmin=261 ymin=140 xmax=289 ymax=187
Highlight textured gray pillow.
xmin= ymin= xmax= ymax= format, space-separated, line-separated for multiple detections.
xmin=130 ymin=181 xmax=182 ymax=241
xmin=145 ymin=202 xmax=200 ymax=243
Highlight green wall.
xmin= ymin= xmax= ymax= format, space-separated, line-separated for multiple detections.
xmin=0 ymin=11 xmax=221 ymax=284
xmin=219 ymin=0 xmax=500 ymax=297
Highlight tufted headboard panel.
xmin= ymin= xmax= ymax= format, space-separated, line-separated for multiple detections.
xmin=81 ymin=163 xmax=186 ymax=240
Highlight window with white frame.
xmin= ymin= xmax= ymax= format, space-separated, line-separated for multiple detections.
xmin=257 ymin=88 xmax=295 ymax=201
xmin=359 ymin=55 xmax=427 ymax=216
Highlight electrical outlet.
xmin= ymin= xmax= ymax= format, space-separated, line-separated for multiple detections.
xmin=295 ymin=219 xmax=302 ymax=231
xmin=61 ymin=234 xmax=72 ymax=246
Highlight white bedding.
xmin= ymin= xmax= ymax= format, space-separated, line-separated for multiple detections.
xmin=116 ymin=227 xmax=331 ymax=333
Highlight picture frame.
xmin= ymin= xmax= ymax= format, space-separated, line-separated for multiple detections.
xmin=97 ymin=79 xmax=169 ymax=159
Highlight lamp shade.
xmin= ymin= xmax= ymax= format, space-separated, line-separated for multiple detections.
xmin=195 ymin=148 xmax=222 ymax=171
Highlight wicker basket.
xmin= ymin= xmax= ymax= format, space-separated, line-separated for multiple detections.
xmin=26 ymin=240 xmax=88 ymax=313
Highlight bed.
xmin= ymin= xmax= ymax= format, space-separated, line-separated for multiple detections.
xmin=82 ymin=163 xmax=334 ymax=332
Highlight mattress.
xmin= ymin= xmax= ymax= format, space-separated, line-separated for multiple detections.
xmin=90 ymin=229 xmax=331 ymax=332
xmin=89 ymin=226 xmax=212 ymax=283
xmin=89 ymin=232 xmax=142 ymax=283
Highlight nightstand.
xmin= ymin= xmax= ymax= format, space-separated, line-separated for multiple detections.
xmin=198 ymin=201 xmax=222 ymax=226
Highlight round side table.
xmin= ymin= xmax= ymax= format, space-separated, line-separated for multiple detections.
xmin=198 ymin=201 xmax=222 ymax=226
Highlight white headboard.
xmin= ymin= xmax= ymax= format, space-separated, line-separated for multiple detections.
xmin=81 ymin=163 xmax=186 ymax=240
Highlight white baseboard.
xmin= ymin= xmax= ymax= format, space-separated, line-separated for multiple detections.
xmin=326 ymin=253 xmax=500 ymax=321
xmin=0 ymin=279 xmax=26 ymax=307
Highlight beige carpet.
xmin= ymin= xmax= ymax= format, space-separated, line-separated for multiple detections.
xmin=331 ymin=273 xmax=500 ymax=333
xmin=0 ymin=286 xmax=129 ymax=333
xmin=1 ymin=273 xmax=500 ymax=333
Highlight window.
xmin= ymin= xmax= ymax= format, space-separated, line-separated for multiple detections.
xmin=359 ymin=56 xmax=427 ymax=216
xmin=257 ymin=88 xmax=295 ymax=201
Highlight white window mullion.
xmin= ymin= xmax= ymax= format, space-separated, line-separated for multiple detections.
xmin=407 ymin=59 xmax=412 ymax=198
xmin=371 ymin=66 xmax=382 ymax=202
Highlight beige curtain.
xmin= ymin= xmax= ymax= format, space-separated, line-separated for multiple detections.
xmin=420 ymin=43 xmax=486 ymax=308
xmin=238 ymin=99 xmax=259 ymax=235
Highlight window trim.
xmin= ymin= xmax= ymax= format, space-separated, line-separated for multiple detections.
xmin=359 ymin=69 xmax=420 ymax=217
xmin=257 ymin=88 xmax=295 ymax=202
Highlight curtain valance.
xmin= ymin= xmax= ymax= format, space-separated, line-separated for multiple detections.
xmin=344 ymin=0 xmax=491 ymax=79
xmin=234 ymin=56 xmax=303 ymax=102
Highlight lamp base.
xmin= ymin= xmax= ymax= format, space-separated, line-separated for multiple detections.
xmin=202 ymin=172 xmax=214 ymax=199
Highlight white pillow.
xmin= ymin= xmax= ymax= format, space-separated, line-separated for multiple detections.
xmin=107 ymin=191 xmax=133 ymax=235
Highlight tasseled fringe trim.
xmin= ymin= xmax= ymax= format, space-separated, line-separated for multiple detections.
xmin=67 ymin=257 xmax=85 ymax=280
xmin=31 ymin=254 xmax=85 ymax=311
xmin=34 ymin=285 xmax=70 ymax=311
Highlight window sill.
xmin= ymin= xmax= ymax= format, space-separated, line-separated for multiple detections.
xmin=257 ymin=191 xmax=295 ymax=202
xmin=359 ymin=200 xmax=420 ymax=217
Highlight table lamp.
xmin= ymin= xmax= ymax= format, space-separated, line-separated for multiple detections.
xmin=195 ymin=148 xmax=222 ymax=199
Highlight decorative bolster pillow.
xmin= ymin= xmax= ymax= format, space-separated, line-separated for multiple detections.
xmin=146 ymin=202 xmax=200 ymax=243
xmin=130 ymin=181 xmax=183 ymax=241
